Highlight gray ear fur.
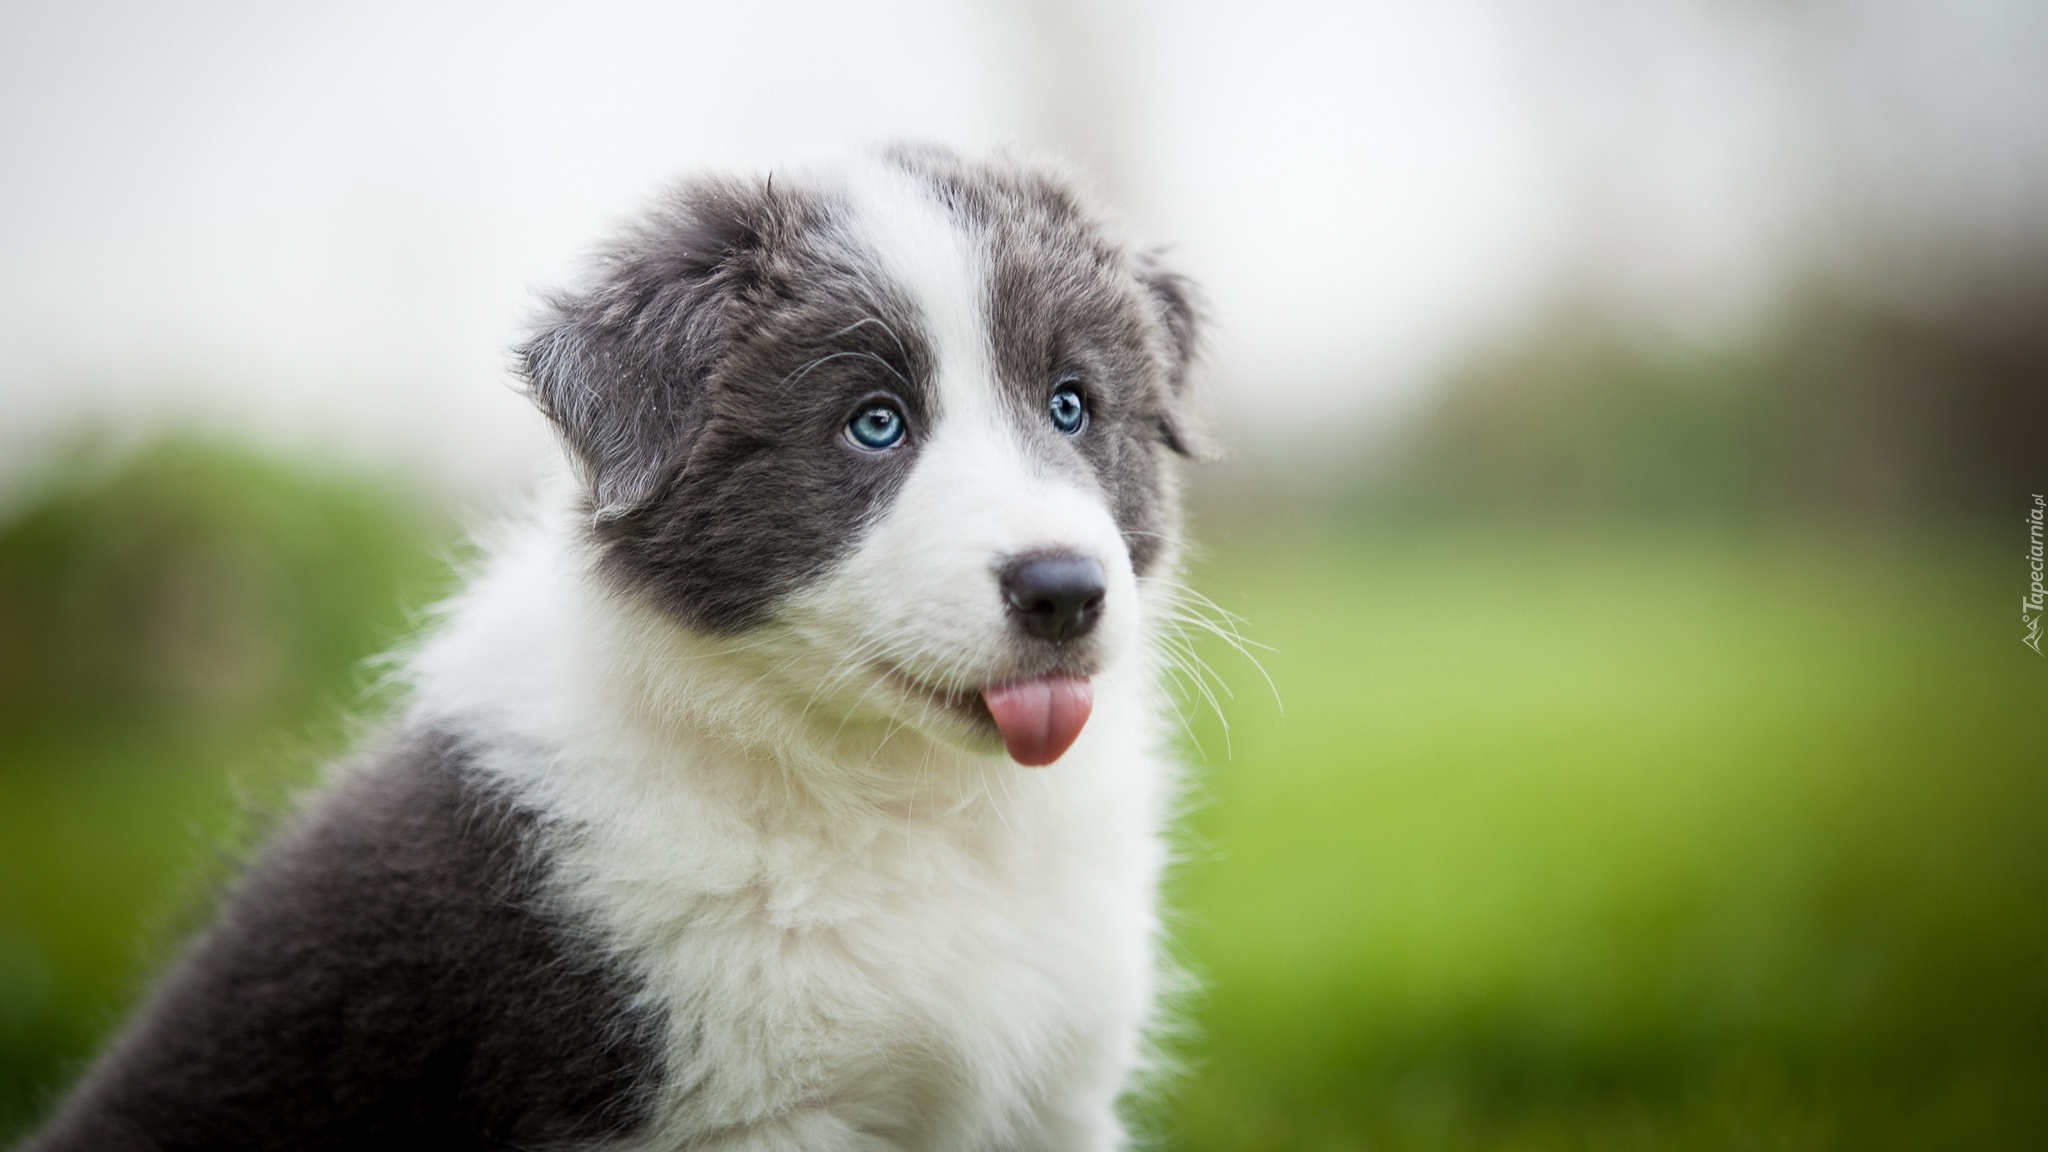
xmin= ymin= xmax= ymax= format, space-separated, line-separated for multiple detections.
xmin=1134 ymin=248 xmax=1213 ymax=460
xmin=520 ymin=322 xmax=678 ymax=515
xmin=516 ymin=180 xmax=774 ymax=518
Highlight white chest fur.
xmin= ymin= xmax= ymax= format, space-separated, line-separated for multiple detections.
xmin=409 ymin=511 xmax=1178 ymax=1152
xmin=544 ymin=734 xmax=1166 ymax=1152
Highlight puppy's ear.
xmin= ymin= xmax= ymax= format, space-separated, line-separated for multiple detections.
xmin=518 ymin=180 xmax=776 ymax=517
xmin=1134 ymin=248 xmax=1213 ymax=460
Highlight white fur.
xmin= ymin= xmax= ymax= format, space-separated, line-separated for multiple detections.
xmin=407 ymin=162 xmax=1179 ymax=1152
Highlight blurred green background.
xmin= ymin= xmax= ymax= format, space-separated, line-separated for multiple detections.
xmin=0 ymin=273 xmax=2043 ymax=1148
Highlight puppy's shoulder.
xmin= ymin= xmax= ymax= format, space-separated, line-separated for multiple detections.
xmin=22 ymin=722 xmax=666 ymax=1152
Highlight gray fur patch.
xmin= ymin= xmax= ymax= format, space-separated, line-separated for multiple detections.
xmin=21 ymin=726 xmax=664 ymax=1152
xmin=521 ymin=176 xmax=936 ymax=635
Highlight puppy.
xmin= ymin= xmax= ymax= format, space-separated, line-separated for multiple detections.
xmin=25 ymin=143 xmax=1202 ymax=1152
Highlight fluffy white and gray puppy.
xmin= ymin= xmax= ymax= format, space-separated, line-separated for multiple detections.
xmin=26 ymin=143 xmax=1204 ymax=1152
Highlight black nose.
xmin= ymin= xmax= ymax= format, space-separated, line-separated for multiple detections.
xmin=1001 ymin=553 xmax=1106 ymax=644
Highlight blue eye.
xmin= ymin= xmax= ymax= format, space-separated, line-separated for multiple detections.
xmin=846 ymin=404 xmax=906 ymax=450
xmin=1049 ymin=385 xmax=1086 ymax=435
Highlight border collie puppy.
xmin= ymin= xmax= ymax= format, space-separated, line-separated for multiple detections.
xmin=25 ymin=143 xmax=1202 ymax=1152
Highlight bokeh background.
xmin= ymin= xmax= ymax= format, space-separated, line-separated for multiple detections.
xmin=3 ymin=1 xmax=2044 ymax=1147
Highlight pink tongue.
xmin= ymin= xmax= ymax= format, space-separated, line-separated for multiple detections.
xmin=981 ymin=676 xmax=1094 ymax=767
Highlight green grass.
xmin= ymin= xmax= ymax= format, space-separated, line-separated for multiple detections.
xmin=2 ymin=444 xmax=2043 ymax=1147
xmin=0 ymin=439 xmax=458 ymax=1137
xmin=1159 ymin=524 xmax=2047 ymax=1149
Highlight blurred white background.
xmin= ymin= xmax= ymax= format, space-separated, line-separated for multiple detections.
xmin=2 ymin=0 xmax=2043 ymax=492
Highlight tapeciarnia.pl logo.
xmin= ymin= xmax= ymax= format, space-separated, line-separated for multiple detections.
xmin=2026 ymin=494 xmax=2045 ymax=655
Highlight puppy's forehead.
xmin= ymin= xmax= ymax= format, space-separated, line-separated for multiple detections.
xmin=832 ymin=164 xmax=1005 ymax=435
xmin=830 ymin=156 xmax=1139 ymax=424
xmin=838 ymin=164 xmax=988 ymax=368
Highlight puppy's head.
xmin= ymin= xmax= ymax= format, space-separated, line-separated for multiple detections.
xmin=521 ymin=145 xmax=1201 ymax=765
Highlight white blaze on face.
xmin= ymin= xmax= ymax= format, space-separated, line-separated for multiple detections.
xmin=784 ymin=161 xmax=1137 ymax=744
